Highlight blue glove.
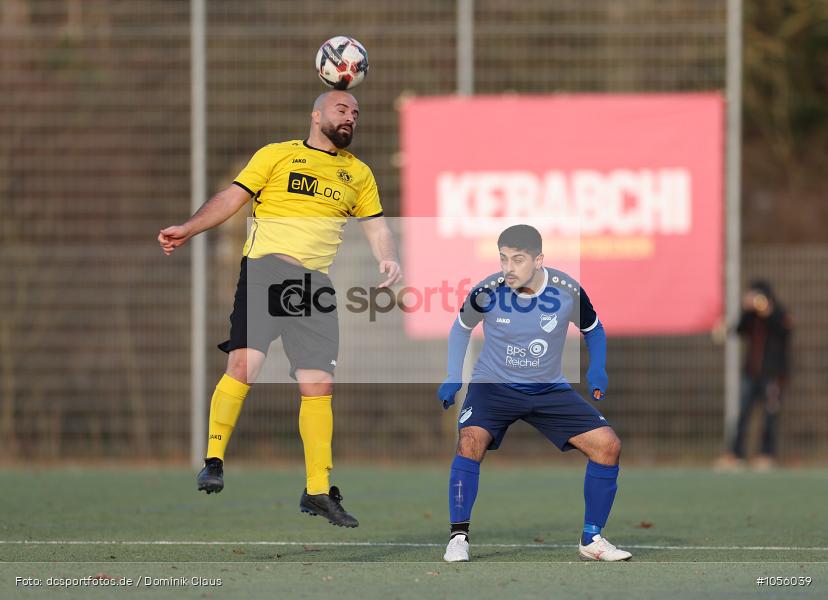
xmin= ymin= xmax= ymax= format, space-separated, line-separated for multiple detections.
xmin=438 ymin=380 xmax=462 ymax=410
xmin=587 ymin=365 xmax=608 ymax=401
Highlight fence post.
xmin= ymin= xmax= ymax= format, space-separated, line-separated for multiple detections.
xmin=190 ymin=0 xmax=207 ymax=469
xmin=724 ymin=0 xmax=743 ymax=451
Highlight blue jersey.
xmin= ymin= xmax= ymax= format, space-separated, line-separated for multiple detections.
xmin=457 ymin=267 xmax=599 ymax=394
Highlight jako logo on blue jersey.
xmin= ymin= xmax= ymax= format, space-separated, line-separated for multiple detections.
xmin=459 ymin=407 xmax=473 ymax=423
xmin=466 ymin=285 xmax=561 ymax=315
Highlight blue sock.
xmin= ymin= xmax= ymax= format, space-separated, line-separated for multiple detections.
xmin=448 ymin=456 xmax=480 ymax=531
xmin=582 ymin=460 xmax=619 ymax=545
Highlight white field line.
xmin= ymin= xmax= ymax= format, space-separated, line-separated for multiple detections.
xmin=1 ymin=541 xmax=827 ymax=551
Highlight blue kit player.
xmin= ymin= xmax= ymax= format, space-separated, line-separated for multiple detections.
xmin=438 ymin=224 xmax=631 ymax=562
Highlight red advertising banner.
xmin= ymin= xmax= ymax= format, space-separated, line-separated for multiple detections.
xmin=400 ymin=94 xmax=723 ymax=337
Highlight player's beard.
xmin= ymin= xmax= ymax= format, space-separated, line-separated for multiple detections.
xmin=322 ymin=122 xmax=353 ymax=148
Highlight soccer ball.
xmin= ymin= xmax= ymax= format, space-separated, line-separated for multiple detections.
xmin=315 ymin=36 xmax=369 ymax=90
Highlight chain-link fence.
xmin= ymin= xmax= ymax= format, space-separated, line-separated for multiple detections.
xmin=2 ymin=0 xmax=825 ymax=463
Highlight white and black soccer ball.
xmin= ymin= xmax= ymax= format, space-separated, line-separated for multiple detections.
xmin=315 ymin=36 xmax=369 ymax=90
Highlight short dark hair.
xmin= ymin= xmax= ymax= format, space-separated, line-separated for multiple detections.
xmin=497 ymin=224 xmax=542 ymax=256
xmin=749 ymin=279 xmax=774 ymax=301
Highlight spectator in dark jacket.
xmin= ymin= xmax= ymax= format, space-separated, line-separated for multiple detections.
xmin=729 ymin=280 xmax=793 ymax=469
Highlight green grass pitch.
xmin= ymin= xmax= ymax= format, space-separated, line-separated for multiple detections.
xmin=1 ymin=465 xmax=826 ymax=599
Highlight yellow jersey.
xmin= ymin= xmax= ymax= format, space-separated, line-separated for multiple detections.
xmin=233 ymin=140 xmax=383 ymax=273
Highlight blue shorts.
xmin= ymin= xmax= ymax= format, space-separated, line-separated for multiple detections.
xmin=458 ymin=383 xmax=609 ymax=451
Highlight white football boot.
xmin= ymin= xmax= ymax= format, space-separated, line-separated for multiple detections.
xmin=578 ymin=534 xmax=632 ymax=561
xmin=443 ymin=534 xmax=470 ymax=562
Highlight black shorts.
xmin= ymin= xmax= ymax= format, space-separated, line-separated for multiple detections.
xmin=218 ymin=256 xmax=339 ymax=379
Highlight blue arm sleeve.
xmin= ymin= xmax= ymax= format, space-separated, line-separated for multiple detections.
xmin=584 ymin=321 xmax=606 ymax=370
xmin=446 ymin=319 xmax=473 ymax=383
xmin=584 ymin=321 xmax=608 ymax=393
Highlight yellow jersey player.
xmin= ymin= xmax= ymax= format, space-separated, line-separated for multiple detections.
xmin=158 ymin=90 xmax=401 ymax=527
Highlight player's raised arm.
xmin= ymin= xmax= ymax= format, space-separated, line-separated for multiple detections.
xmin=359 ymin=216 xmax=402 ymax=288
xmin=157 ymin=183 xmax=251 ymax=255
xmin=577 ymin=286 xmax=608 ymax=401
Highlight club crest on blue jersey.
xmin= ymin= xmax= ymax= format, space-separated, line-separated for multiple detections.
xmin=540 ymin=313 xmax=558 ymax=333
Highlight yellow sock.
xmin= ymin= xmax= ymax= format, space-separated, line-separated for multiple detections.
xmin=299 ymin=395 xmax=333 ymax=495
xmin=205 ymin=374 xmax=250 ymax=461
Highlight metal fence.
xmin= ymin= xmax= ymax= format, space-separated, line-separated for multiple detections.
xmin=2 ymin=0 xmax=825 ymax=463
